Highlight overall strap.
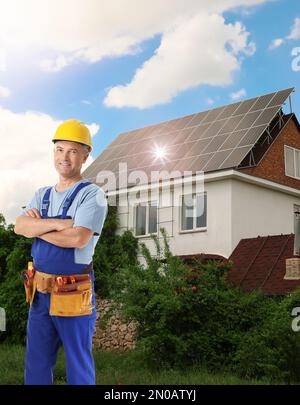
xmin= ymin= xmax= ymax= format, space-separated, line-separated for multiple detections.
xmin=41 ymin=187 xmax=52 ymax=217
xmin=61 ymin=182 xmax=91 ymax=218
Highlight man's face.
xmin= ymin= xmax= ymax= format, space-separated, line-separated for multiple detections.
xmin=54 ymin=140 xmax=89 ymax=178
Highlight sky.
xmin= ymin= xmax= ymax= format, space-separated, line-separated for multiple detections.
xmin=0 ymin=0 xmax=299 ymax=224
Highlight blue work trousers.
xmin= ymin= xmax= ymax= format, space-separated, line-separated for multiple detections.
xmin=24 ymin=290 xmax=96 ymax=385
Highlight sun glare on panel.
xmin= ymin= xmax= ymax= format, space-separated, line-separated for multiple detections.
xmin=155 ymin=146 xmax=166 ymax=159
xmin=151 ymin=144 xmax=170 ymax=164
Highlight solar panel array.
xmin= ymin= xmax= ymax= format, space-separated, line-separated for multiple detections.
xmin=83 ymin=88 xmax=293 ymax=188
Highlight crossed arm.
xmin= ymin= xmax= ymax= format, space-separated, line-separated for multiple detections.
xmin=14 ymin=208 xmax=93 ymax=248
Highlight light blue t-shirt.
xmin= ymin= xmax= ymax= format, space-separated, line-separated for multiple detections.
xmin=25 ymin=179 xmax=108 ymax=265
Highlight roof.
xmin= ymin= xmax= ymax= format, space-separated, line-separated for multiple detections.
xmin=83 ymin=88 xmax=294 ymax=190
xmin=228 ymin=234 xmax=300 ymax=295
xmin=177 ymin=253 xmax=227 ymax=265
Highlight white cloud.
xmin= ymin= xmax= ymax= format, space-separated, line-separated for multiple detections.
xmin=87 ymin=123 xmax=100 ymax=137
xmin=0 ymin=107 xmax=99 ymax=224
xmin=269 ymin=17 xmax=300 ymax=50
xmin=40 ymin=55 xmax=70 ymax=73
xmin=0 ymin=0 xmax=267 ymax=73
xmin=287 ymin=17 xmax=300 ymax=40
xmin=207 ymin=98 xmax=215 ymax=106
xmin=269 ymin=38 xmax=284 ymax=50
xmin=104 ymin=14 xmax=255 ymax=108
xmin=0 ymin=0 xmax=268 ymax=107
xmin=81 ymin=100 xmax=92 ymax=106
xmin=39 ymin=38 xmax=143 ymax=73
xmin=0 ymin=85 xmax=10 ymax=97
xmin=230 ymin=88 xmax=246 ymax=100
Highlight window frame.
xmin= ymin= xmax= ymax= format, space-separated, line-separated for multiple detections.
xmin=134 ymin=200 xmax=158 ymax=238
xmin=179 ymin=192 xmax=207 ymax=233
xmin=285 ymin=145 xmax=300 ymax=180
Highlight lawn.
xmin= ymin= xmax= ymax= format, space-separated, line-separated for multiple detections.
xmin=0 ymin=344 xmax=276 ymax=385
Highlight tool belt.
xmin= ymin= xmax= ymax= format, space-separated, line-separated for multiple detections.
xmin=23 ymin=270 xmax=94 ymax=317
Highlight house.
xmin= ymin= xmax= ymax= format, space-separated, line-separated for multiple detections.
xmin=83 ymin=87 xmax=300 ymax=293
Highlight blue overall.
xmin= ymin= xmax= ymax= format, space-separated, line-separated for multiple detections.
xmin=25 ymin=182 xmax=97 ymax=385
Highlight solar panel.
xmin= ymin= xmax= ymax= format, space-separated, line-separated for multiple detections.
xmin=201 ymin=106 xmax=226 ymax=123
xmin=95 ymin=147 xmax=116 ymax=162
xmin=170 ymin=129 xmax=191 ymax=145
xmin=234 ymin=111 xmax=262 ymax=131
xmin=189 ymin=154 xmax=215 ymax=172
xmin=186 ymin=110 xmax=210 ymax=127
xmin=82 ymin=87 xmax=294 ymax=188
xmin=218 ymin=115 xmax=244 ymax=134
xmin=253 ymin=106 xmax=280 ymax=126
xmin=267 ymin=88 xmax=293 ymax=107
xmin=218 ymin=146 xmax=253 ymax=170
xmin=187 ymin=123 xmax=212 ymax=141
xmin=203 ymin=149 xmax=235 ymax=172
xmin=237 ymin=126 xmax=266 ymax=147
xmin=153 ymin=127 xmax=194 ymax=146
xmin=202 ymin=134 xmax=231 ymax=154
xmin=172 ymin=155 xmax=202 ymax=172
xmin=183 ymin=138 xmax=212 ymax=158
xmin=203 ymin=119 xmax=228 ymax=138
xmin=249 ymin=93 xmax=275 ymax=112
xmin=217 ymin=102 xmax=241 ymax=119
xmin=144 ymin=124 xmax=168 ymax=138
xmin=231 ymin=97 xmax=258 ymax=116
xmin=118 ymin=128 xmax=141 ymax=144
xmin=219 ymin=129 xmax=248 ymax=150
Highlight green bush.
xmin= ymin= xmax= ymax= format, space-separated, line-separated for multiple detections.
xmin=0 ymin=235 xmax=33 ymax=344
xmin=93 ymin=204 xmax=139 ymax=298
xmin=110 ymin=228 xmax=300 ymax=382
xmin=233 ymin=291 xmax=300 ymax=382
xmin=0 ymin=215 xmax=18 ymax=282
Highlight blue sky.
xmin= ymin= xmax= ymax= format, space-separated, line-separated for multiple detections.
xmin=0 ymin=0 xmax=299 ymax=223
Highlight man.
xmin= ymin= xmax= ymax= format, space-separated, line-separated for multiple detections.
xmin=14 ymin=119 xmax=108 ymax=385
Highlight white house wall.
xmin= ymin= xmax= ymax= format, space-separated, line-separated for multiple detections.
xmin=171 ymin=179 xmax=232 ymax=258
xmin=231 ymin=179 xmax=300 ymax=254
xmin=114 ymin=178 xmax=233 ymax=263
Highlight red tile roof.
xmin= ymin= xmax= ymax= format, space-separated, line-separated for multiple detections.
xmin=228 ymin=234 xmax=300 ymax=295
xmin=178 ymin=253 xmax=227 ymax=264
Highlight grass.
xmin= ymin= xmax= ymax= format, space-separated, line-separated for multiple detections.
xmin=0 ymin=343 xmax=275 ymax=385
xmin=92 ymin=349 xmax=273 ymax=385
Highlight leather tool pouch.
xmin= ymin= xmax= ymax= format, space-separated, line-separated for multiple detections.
xmin=23 ymin=272 xmax=37 ymax=306
xmin=49 ymin=277 xmax=93 ymax=317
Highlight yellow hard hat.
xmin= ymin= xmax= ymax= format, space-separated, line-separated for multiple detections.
xmin=52 ymin=119 xmax=92 ymax=150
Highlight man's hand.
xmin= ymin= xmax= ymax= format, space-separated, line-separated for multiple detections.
xmin=15 ymin=211 xmax=74 ymax=238
xmin=23 ymin=209 xmax=74 ymax=232
xmin=25 ymin=208 xmax=41 ymax=219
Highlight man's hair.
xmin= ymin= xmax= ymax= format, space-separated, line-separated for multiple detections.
xmin=81 ymin=144 xmax=91 ymax=154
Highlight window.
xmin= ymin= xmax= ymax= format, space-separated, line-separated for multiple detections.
xmin=135 ymin=202 xmax=158 ymax=236
xmin=285 ymin=145 xmax=300 ymax=179
xmin=181 ymin=193 xmax=207 ymax=231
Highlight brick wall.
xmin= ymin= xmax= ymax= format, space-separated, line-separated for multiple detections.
xmin=238 ymin=117 xmax=300 ymax=190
